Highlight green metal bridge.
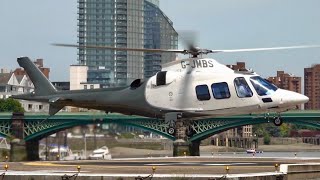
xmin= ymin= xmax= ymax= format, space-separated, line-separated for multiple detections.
xmin=0 ymin=111 xmax=320 ymax=142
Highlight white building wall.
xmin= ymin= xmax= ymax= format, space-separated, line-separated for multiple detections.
xmin=70 ymin=65 xmax=88 ymax=90
xmin=0 ymin=73 xmax=49 ymax=113
xmin=19 ymin=100 xmax=49 ymax=113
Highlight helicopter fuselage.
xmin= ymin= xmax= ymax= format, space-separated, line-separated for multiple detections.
xmin=13 ymin=57 xmax=308 ymax=120
xmin=144 ymin=58 xmax=308 ymax=118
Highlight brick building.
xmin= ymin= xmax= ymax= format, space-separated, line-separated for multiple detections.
xmin=267 ymin=71 xmax=301 ymax=94
xmin=226 ymin=62 xmax=247 ymax=71
xmin=304 ymin=64 xmax=320 ymax=110
xmin=14 ymin=59 xmax=50 ymax=79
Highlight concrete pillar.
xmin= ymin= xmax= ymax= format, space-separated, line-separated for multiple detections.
xmin=189 ymin=141 xmax=200 ymax=156
xmin=225 ymin=136 xmax=229 ymax=147
xmin=10 ymin=139 xmax=27 ymax=162
xmin=216 ymin=137 xmax=219 ymax=146
xmin=173 ymin=140 xmax=189 ymax=156
xmin=9 ymin=139 xmax=40 ymax=161
xmin=26 ymin=140 xmax=40 ymax=161
xmin=10 ymin=112 xmax=27 ymax=162
xmin=173 ymin=119 xmax=189 ymax=156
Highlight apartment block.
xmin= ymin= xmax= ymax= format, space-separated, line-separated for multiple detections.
xmin=267 ymin=71 xmax=301 ymax=94
xmin=305 ymin=64 xmax=320 ymax=110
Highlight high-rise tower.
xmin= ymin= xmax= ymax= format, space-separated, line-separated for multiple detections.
xmin=78 ymin=0 xmax=178 ymax=87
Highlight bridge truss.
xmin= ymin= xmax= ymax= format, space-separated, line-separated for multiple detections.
xmin=0 ymin=111 xmax=320 ymax=142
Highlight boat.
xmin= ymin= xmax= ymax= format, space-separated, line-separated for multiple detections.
xmin=246 ymin=148 xmax=263 ymax=154
xmin=89 ymin=146 xmax=112 ymax=160
xmin=39 ymin=145 xmax=85 ymax=161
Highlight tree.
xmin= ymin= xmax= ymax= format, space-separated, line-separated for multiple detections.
xmin=0 ymin=98 xmax=24 ymax=112
xmin=263 ymin=133 xmax=271 ymax=145
xmin=279 ymin=123 xmax=290 ymax=137
xmin=252 ymin=124 xmax=266 ymax=137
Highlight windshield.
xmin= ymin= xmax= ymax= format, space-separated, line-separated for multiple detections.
xmin=250 ymin=76 xmax=278 ymax=96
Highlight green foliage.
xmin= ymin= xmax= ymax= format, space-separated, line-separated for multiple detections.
xmin=253 ymin=123 xmax=280 ymax=137
xmin=0 ymin=98 xmax=24 ymax=112
xmin=120 ymin=133 xmax=135 ymax=139
xmin=252 ymin=124 xmax=265 ymax=137
xmin=253 ymin=122 xmax=316 ymax=138
xmin=279 ymin=123 xmax=290 ymax=137
xmin=0 ymin=149 xmax=9 ymax=160
xmin=263 ymin=133 xmax=271 ymax=145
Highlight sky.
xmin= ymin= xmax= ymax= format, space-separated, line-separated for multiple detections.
xmin=1 ymin=0 xmax=320 ymax=81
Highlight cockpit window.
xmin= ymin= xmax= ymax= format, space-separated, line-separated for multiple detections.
xmin=250 ymin=76 xmax=278 ymax=96
xmin=234 ymin=77 xmax=253 ymax=98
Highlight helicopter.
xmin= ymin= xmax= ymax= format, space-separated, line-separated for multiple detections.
xmin=12 ymin=44 xmax=315 ymax=135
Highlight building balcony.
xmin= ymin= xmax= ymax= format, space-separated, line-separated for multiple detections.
xmin=116 ymin=4 xmax=127 ymax=9
xmin=77 ymin=4 xmax=86 ymax=9
xmin=116 ymin=63 xmax=127 ymax=67
xmin=116 ymin=22 xmax=127 ymax=27
xmin=116 ymin=10 xmax=127 ymax=15
xmin=116 ymin=0 xmax=127 ymax=3
xmin=116 ymin=40 xmax=127 ymax=44
xmin=116 ymin=34 xmax=127 ymax=38
xmin=116 ymin=27 xmax=127 ymax=32
xmin=77 ymin=22 xmax=86 ymax=26
xmin=77 ymin=10 xmax=86 ymax=14
xmin=116 ymin=68 xmax=127 ymax=73
xmin=116 ymin=74 xmax=127 ymax=79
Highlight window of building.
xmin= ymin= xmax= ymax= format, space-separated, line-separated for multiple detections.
xmin=90 ymin=85 xmax=94 ymax=89
xmin=39 ymin=105 xmax=43 ymax=110
xmin=234 ymin=77 xmax=253 ymax=98
xmin=28 ymin=104 xmax=33 ymax=110
xmin=0 ymin=86 xmax=5 ymax=92
xmin=84 ymin=85 xmax=87 ymax=89
xmin=211 ymin=82 xmax=231 ymax=99
xmin=195 ymin=85 xmax=211 ymax=101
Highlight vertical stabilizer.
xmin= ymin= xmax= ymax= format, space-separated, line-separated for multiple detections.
xmin=17 ymin=57 xmax=57 ymax=96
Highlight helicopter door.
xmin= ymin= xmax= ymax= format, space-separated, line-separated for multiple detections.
xmin=234 ymin=77 xmax=253 ymax=98
xmin=232 ymin=77 xmax=262 ymax=113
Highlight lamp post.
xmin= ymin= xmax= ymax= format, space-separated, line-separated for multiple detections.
xmin=84 ymin=133 xmax=87 ymax=159
xmin=82 ymin=127 xmax=87 ymax=160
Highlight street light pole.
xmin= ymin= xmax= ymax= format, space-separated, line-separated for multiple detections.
xmin=84 ymin=131 xmax=87 ymax=159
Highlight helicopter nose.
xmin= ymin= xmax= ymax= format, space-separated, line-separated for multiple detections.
xmin=295 ymin=94 xmax=309 ymax=104
xmin=280 ymin=90 xmax=309 ymax=106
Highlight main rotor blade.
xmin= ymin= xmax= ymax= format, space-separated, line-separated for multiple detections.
xmin=179 ymin=30 xmax=199 ymax=52
xmin=52 ymin=43 xmax=185 ymax=54
xmin=211 ymin=45 xmax=320 ymax=53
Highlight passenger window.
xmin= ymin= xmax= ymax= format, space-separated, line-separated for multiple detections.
xmin=195 ymin=85 xmax=211 ymax=101
xmin=211 ymin=82 xmax=231 ymax=99
xmin=234 ymin=77 xmax=253 ymax=98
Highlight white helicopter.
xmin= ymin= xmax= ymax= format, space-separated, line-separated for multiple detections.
xmin=13 ymin=44 xmax=315 ymax=135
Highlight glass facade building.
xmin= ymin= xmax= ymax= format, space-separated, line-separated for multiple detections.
xmin=78 ymin=0 xmax=178 ymax=87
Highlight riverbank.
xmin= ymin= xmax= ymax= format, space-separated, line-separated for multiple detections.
xmin=109 ymin=143 xmax=320 ymax=158
xmin=202 ymin=143 xmax=320 ymax=152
